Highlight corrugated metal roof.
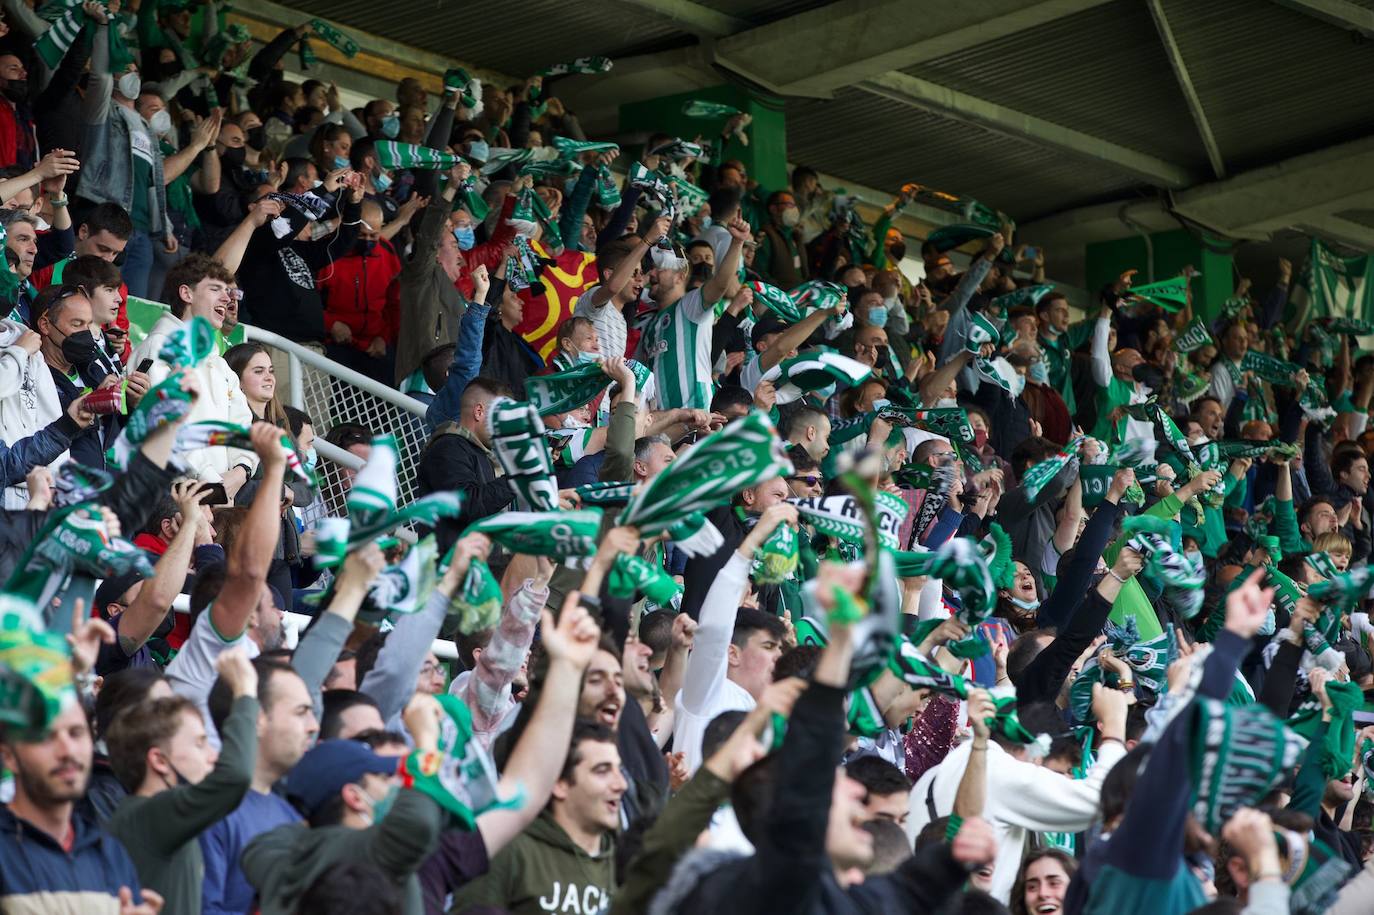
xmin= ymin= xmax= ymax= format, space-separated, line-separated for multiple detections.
xmin=786 ymin=88 xmax=1144 ymax=223
xmin=1160 ymin=0 xmax=1374 ymax=171
xmin=903 ymin=0 xmax=1210 ymax=172
xmin=690 ymin=0 xmax=836 ymax=21
xmin=285 ymin=0 xmax=688 ymax=75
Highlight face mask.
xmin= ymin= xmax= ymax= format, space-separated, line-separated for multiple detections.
xmin=562 ymin=414 xmax=589 ymax=429
xmin=467 ymin=139 xmax=489 ymax=162
xmin=333 ymin=154 xmax=351 ymax=170
xmin=573 ymin=349 xmax=601 ymax=366
xmin=148 ymin=109 xmax=172 ymax=136
xmin=1029 ymin=361 xmax=1049 ymax=384
xmin=699 ymin=215 xmax=712 ymax=229
xmin=866 ymin=306 xmax=889 ymax=328
xmin=935 ymin=397 xmax=958 ymax=409
xmin=883 ymin=293 xmax=899 ymax=309
xmin=311 ymin=179 xmax=324 ymax=189
xmin=1184 ymin=549 xmax=1202 ymax=566
xmin=1009 ymin=596 xmax=1041 ymax=611
xmin=452 ymin=226 xmax=475 ymax=250
xmin=353 ymin=239 xmax=376 ymax=257
xmin=380 ymin=113 xmax=401 ymax=139
xmin=3 ymin=82 xmax=26 ymax=104
xmin=302 ymin=447 xmax=318 ymax=473
xmin=973 ymin=428 xmax=989 ymax=449
xmin=58 ymin=328 xmax=100 ymax=366
xmin=781 ymin=208 xmax=800 ymax=228
xmin=245 ymin=125 xmax=265 ymax=149
xmin=358 ymin=784 xmax=398 ymax=827
xmin=374 ymin=171 xmax=392 ymax=192
xmin=117 ymin=72 xmax=141 ymax=100
xmin=220 ymin=146 xmax=247 ymax=169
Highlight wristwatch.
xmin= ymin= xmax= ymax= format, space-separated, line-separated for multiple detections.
xmin=49 ymin=195 xmax=69 ymax=207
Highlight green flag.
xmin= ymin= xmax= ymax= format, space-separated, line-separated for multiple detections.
xmin=1287 ymin=237 xmax=1374 ymax=332
xmin=1128 ymin=275 xmax=1191 ymax=312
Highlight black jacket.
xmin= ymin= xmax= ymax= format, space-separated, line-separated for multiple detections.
xmin=416 ymin=427 xmax=512 ymax=552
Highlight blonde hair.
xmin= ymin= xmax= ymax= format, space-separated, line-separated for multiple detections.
xmin=1312 ymin=531 xmax=1352 ymax=558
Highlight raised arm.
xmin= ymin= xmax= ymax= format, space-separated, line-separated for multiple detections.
xmin=211 ymin=424 xmax=287 ymax=640
xmin=758 ymin=305 xmax=840 ymax=375
xmin=291 ymin=546 xmax=384 ymax=717
xmin=586 ymin=217 xmax=660 ymax=309
xmin=702 ymin=215 xmax=750 ymax=305
xmin=1090 ymin=310 xmax=1113 ymax=388
xmin=115 ymin=481 xmax=207 ymax=655
xmin=476 ymin=596 xmax=599 ymax=855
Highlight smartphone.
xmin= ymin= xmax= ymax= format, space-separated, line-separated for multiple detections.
xmin=1023 ymin=246 xmax=1039 ymax=261
xmin=199 ymin=482 xmax=229 ymax=506
xmin=136 ymin=358 xmax=154 ymax=374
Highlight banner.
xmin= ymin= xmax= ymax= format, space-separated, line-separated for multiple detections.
xmin=1288 ymin=238 xmax=1374 ymax=332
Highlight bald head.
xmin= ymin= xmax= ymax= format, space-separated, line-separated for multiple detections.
xmin=360 ymin=202 xmax=385 ymax=240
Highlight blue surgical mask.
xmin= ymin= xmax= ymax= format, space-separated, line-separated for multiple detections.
xmin=453 ymin=226 xmax=475 ymax=250
xmin=1009 ymin=596 xmax=1040 ymax=611
xmin=380 ymin=113 xmax=400 ymax=139
xmin=573 ymin=349 xmax=601 ymax=365
xmin=699 ymin=215 xmax=712 ymax=229
xmin=867 ymin=306 xmax=889 ymax=328
xmin=1029 ymin=361 xmax=1049 ymax=384
xmin=303 ymin=447 xmax=318 ymax=473
xmin=333 ymin=155 xmax=351 ymax=170
xmin=374 ymin=172 xmax=392 ymax=192
xmin=467 ymin=139 xmax=489 ymax=161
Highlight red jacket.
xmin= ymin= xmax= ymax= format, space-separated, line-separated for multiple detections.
xmin=454 ymin=195 xmax=517 ymax=299
xmin=318 ymin=239 xmax=403 ymax=349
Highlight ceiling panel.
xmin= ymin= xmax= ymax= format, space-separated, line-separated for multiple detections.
xmin=903 ymin=0 xmax=1209 ymax=171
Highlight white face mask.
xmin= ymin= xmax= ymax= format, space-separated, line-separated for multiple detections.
xmin=149 ymin=109 xmax=172 ymax=136
xmin=935 ymin=397 xmax=958 ymax=409
xmin=117 ymin=72 xmax=141 ymax=100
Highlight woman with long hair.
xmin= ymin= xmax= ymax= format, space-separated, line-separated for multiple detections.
xmin=224 ymin=343 xmax=314 ymax=610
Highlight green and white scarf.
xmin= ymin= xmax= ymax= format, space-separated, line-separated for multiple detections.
xmin=1020 ymin=436 xmax=1084 ymax=502
xmin=681 ymin=99 xmax=742 ymax=119
xmin=35 ymin=0 xmax=134 ymax=72
xmin=464 ymin=510 xmax=602 ymax=560
xmin=487 ymin=398 xmax=558 ymax=513
xmin=988 ymin=284 xmax=1054 ymax=314
xmin=400 ymin=695 xmax=523 ymax=830
xmin=608 ymin=554 xmax=681 ymax=605
xmin=1174 ymin=317 xmax=1214 ymax=354
xmin=523 ymin=360 xmax=649 ymax=417
xmin=552 ymin=137 xmax=619 ymax=158
xmin=176 ymin=421 xmax=314 ymax=486
xmin=158 ymin=316 xmax=217 ymax=368
xmin=0 ymin=609 xmax=76 ymax=739
xmin=617 ymin=411 xmax=793 ymax=552
xmin=105 ymin=371 xmax=196 ymax=470
xmin=376 ymin=141 xmax=464 ymax=172
xmin=763 ymin=348 xmax=871 ymax=405
xmin=749 ymin=280 xmax=803 ymax=323
xmin=307 ymin=18 xmax=359 ymax=57
xmin=890 ymin=638 xmax=1046 ymax=748
xmin=1288 ymin=679 xmax=1363 ymax=779
xmin=1241 ymin=349 xmax=1302 ymax=387
xmin=792 ymin=493 xmax=907 ymax=552
xmin=357 ymin=536 xmax=441 ymax=625
xmin=1189 ymin=697 xmax=1305 ymax=834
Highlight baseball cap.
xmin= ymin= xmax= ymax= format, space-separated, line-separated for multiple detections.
xmin=286 ymin=739 xmax=401 ymax=818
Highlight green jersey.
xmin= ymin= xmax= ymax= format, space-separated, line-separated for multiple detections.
xmin=643 ymin=288 xmax=713 ymax=410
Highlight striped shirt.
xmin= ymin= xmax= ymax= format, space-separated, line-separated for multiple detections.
xmin=642 ymin=288 xmax=713 ymax=410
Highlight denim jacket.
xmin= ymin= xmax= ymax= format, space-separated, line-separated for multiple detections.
xmin=79 ymin=24 xmax=168 ymax=236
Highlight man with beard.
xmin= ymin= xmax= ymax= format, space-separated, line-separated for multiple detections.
xmin=0 ymin=702 xmax=158 ymax=911
xmin=574 ymin=217 xmax=665 ymax=361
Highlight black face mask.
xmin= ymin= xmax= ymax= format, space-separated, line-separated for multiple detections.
xmin=354 ymin=238 xmax=376 ymax=257
xmin=245 ymin=125 xmax=266 ymax=150
xmin=57 ymin=328 xmax=100 ymax=367
xmin=220 ymin=146 xmax=247 ymax=169
xmin=3 ymin=81 xmax=26 ymax=104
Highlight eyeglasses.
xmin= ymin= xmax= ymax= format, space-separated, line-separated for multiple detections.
xmin=420 ymin=662 xmax=443 ymax=677
xmin=789 ymin=475 xmax=822 ymax=487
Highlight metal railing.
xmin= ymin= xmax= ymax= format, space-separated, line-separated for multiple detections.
xmin=242 ymin=326 xmax=431 ymax=515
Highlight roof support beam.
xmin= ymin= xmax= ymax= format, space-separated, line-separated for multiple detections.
xmin=714 ymin=0 xmax=1115 ymax=97
xmin=1146 ymin=0 xmax=1226 ymax=179
xmin=609 ymin=0 xmax=746 ymax=38
xmin=1271 ymin=0 xmax=1374 ymax=37
xmin=857 ymin=72 xmax=1198 ymax=188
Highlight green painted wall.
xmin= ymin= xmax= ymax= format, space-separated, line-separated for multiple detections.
xmin=1084 ymin=229 xmax=1233 ymax=321
xmin=619 ymin=84 xmax=788 ymax=195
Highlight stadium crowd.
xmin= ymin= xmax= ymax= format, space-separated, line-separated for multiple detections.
xmin=0 ymin=2 xmax=1370 ymax=915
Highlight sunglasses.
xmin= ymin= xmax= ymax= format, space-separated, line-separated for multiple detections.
xmin=789 ymin=475 xmax=822 ymax=487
